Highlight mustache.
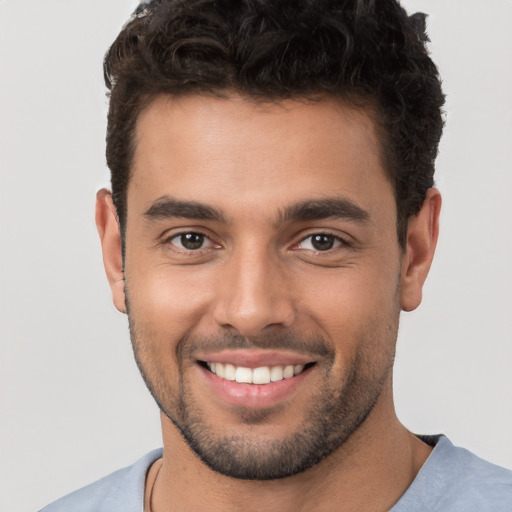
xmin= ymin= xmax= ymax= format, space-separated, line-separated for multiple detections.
xmin=181 ymin=331 xmax=334 ymax=360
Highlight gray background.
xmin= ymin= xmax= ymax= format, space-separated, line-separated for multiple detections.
xmin=1 ymin=1 xmax=511 ymax=511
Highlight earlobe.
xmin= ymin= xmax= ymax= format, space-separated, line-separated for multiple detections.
xmin=95 ymin=189 xmax=127 ymax=314
xmin=400 ymin=188 xmax=442 ymax=312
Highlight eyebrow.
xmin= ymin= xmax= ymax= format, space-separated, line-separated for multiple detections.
xmin=143 ymin=196 xmax=369 ymax=225
xmin=279 ymin=198 xmax=370 ymax=224
xmin=143 ymin=196 xmax=226 ymax=222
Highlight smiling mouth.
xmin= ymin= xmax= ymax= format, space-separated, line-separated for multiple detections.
xmin=200 ymin=361 xmax=315 ymax=384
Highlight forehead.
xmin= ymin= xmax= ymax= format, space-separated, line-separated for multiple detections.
xmin=129 ymin=94 xmax=394 ymax=224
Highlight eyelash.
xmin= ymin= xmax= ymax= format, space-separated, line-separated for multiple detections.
xmin=163 ymin=230 xmax=349 ymax=254
xmin=295 ymin=232 xmax=349 ymax=252
xmin=163 ymin=231 xmax=216 ymax=252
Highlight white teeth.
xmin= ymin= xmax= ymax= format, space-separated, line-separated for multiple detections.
xmin=252 ymin=367 xmax=271 ymax=384
xmin=206 ymin=362 xmax=309 ymax=384
xmin=235 ymin=366 xmax=253 ymax=383
xmin=283 ymin=365 xmax=294 ymax=379
xmin=215 ymin=363 xmax=225 ymax=379
xmin=224 ymin=363 xmax=236 ymax=381
xmin=270 ymin=366 xmax=284 ymax=382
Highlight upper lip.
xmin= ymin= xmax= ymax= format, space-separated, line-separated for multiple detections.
xmin=195 ymin=349 xmax=314 ymax=368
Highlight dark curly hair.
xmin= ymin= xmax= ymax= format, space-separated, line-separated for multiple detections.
xmin=104 ymin=0 xmax=444 ymax=247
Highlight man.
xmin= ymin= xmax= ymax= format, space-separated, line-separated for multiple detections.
xmin=40 ymin=0 xmax=512 ymax=510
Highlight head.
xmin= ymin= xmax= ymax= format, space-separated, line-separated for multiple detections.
xmin=104 ymin=0 xmax=444 ymax=250
xmin=97 ymin=0 xmax=443 ymax=481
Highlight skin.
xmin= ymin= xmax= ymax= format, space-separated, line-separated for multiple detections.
xmin=96 ymin=94 xmax=441 ymax=511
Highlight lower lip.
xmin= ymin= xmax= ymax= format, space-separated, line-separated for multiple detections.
xmin=199 ymin=364 xmax=310 ymax=409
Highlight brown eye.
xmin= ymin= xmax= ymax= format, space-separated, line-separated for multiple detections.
xmin=170 ymin=232 xmax=209 ymax=250
xmin=297 ymin=233 xmax=343 ymax=252
xmin=311 ymin=234 xmax=335 ymax=251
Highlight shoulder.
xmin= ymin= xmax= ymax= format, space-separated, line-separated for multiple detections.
xmin=393 ymin=435 xmax=512 ymax=512
xmin=38 ymin=448 xmax=163 ymax=512
xmin=431 ymin=436 xmax=512 ymax=509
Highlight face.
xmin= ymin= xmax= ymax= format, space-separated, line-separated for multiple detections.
xmin=113 ymin=95 xmax=409 ymax=479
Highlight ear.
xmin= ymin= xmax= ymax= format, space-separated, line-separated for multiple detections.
xmin=400 ymin=188 xmax=442 ymax=312
xmin=95 ymin=189 xmax=127 ymax=314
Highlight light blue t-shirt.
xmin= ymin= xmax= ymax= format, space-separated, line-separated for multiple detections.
xmin=39 ymin=436 xmax=512 ymax=511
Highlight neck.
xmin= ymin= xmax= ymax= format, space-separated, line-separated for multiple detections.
xmin=149 ymin=384 xmax=431 ymax=512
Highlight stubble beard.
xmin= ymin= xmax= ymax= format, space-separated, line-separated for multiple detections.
xmin=172 ymin=351 xmax=393 ymax=480
xmin=127 ymin=312 xmax=398 ymax=481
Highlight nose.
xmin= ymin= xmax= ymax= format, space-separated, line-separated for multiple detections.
xmin=212 ymin=245 xmax=296 ymax=337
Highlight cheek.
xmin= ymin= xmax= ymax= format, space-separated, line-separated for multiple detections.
xmin=125 ymin=265 xmax=215 ymax=346
xmin=303 ymin=260 xmax=399 ymax=319
xmin=297 ymin=260 xmax=401 ymax=363
xmin=125 ymin=269 xmax=214 ymax=401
